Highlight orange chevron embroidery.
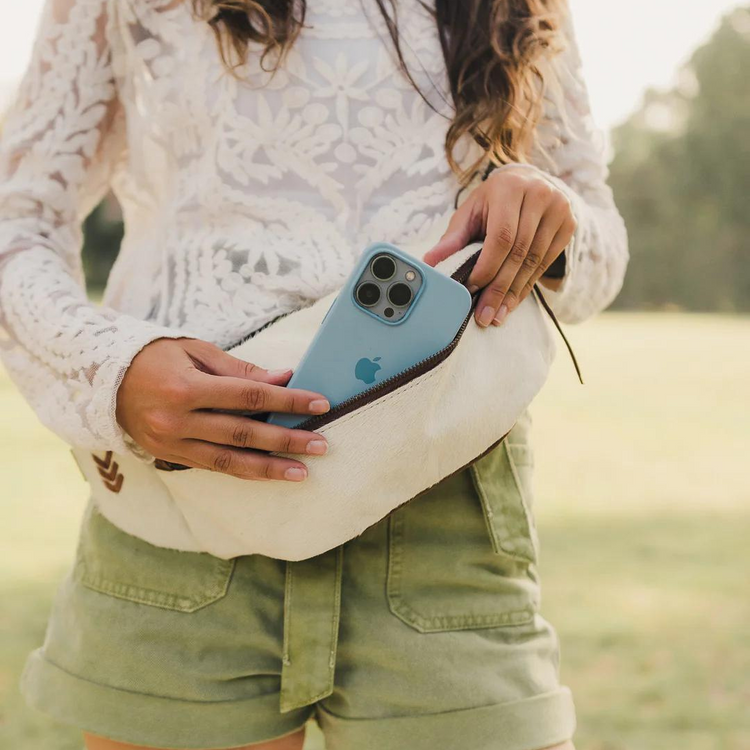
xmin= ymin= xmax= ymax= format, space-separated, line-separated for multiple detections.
xmin=92 ymin=452 xmax=112 ymax=469
xmin=105 ymin=473 xmax=124 ymax=493
xmin=91 ymin=451 xmax=124 ymax=493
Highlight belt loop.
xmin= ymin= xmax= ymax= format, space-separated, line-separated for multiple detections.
xmin=280 ymin=546 xmax=343 ymax=713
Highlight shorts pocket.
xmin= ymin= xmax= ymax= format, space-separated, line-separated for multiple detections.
xmin=471 ymin=416 xmax=539 ymax=565
xmin=75 ymin=503 xmax=236 ymax=613
xmin=386 ymin=415 xmax=539 ymax=633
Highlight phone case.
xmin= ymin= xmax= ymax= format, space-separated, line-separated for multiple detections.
xmin=267 ymin=242 xmax=472 ymax=428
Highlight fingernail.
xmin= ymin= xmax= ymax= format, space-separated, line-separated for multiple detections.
xmin=467 ymin=284 xmax=479 ymax=294
xmin=284 ymin=466 xmax=307 ymax=482
xmin=493 ymin=304 xmax=509 ymax=326
xmin=268 ymin=368 xmax=292 ymax=377
xmin=478 ymin=305 xmax=495 ymax=327
xmin=309 ymin=399 xmax=330 ymax=414
xmin=306 ymin=439 xmax=328 ymax=455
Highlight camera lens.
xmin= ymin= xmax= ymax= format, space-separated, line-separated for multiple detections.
xmin=370 ymin=254 xmax=397 ymax=281
xmin=356 ymin=281 xmax=381 ymax=307
xmin=387 ymin=282 xmax=412 ymax=307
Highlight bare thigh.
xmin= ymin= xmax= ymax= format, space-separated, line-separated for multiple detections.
xmin=83 ymin=728 xmax=306 ymax=750
xmin=543 ymin=743 xmax=575 ymax=750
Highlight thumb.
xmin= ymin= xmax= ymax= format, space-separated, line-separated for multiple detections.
xmin=423 ymin=229 xmax=468 ymax=268
xmin=183 ymin=340 xmax=293 ymax=385
xmin=422 ymin=199 xmax=479 ymax=267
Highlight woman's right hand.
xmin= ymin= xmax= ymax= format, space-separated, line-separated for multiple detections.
xmin=116 ymin=337 xmax=331 ymax=482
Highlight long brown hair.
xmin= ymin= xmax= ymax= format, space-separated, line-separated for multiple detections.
xmin=191 ymin=0 xmax=566 ymax=182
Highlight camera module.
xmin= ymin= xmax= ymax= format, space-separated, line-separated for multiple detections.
xmin=387 ymin=282 xmax=412 ymax=307
xmin=356 ymin=281 xmax=381 ymax=307
xmin=370 ymin=254 xmax=397 ymax=281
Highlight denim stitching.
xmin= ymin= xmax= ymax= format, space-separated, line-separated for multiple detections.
xmin=328 ymin=546 xmax=344 ymax=674
xmin=502 ymin=441 xmax=538 ymax=563
xmin=77 ymin=558 xmax=235 ymax=613
xmin=279 ymin=549 xmax=343 ymax=712
xmin=469 ymin=443 xmax=536 ymax=565
xmin=282 ymin=562 xmax=293 ymax=667
xmin=75 ymin=520 xmax=236 ymax=613
xmin=386 ymin=510 xmax=534 ymax=633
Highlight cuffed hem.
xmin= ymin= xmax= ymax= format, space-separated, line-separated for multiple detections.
xmin=21 ymin=650 xmax=313 ymax=750
xmin=317 ymin=687 xmax=576 ymax=750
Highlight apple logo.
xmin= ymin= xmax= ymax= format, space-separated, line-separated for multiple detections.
xmin=355 ymin=356 xmax=382 ymax=385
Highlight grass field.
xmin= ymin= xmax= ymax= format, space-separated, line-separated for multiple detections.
xmin=1 ymin=312 xmax=749 ymax=750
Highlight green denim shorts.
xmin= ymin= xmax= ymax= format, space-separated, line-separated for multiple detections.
xmin=21 ymin=415 xmax=575 ymax=750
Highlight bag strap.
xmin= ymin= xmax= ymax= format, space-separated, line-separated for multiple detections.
xmin=453 ymin=248 xmax=583 ymax=385
xmin=533 ymin=285 xmax=584 ymax=385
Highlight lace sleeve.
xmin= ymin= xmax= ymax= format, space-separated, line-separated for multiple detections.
xmin=496 ymin=12 xmax=629 ymax=324
xmin=0 ymin=0 xmax=184 ymax=453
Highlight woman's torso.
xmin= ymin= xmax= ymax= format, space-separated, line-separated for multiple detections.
xmin=104 ymin=0 xmax=470 ymax=346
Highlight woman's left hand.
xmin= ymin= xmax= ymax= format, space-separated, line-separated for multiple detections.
xmin=423 ymin=167 xmax=577 ymax=327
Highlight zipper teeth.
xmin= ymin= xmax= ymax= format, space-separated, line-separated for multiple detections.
xmin=227 ymin=306 xmax=300 ymax=351
xmin=295 ymin=309 xmax=472 ymax=432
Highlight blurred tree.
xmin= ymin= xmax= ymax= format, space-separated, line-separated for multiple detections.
xmin=82 ymin=198 xmax=123 ymax=292
xmin=610 ymin=5 xmax=750 ymax=311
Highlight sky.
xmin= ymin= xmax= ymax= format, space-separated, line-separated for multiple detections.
xmin=0 ymin=0 xmax=741 ymax=132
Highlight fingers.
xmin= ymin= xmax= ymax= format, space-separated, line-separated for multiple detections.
xmin=184 ymin=412 xmax=329 ymax=456
xmin=498 ymin=212 xmax=561 ymax=317
xmin=475 ymin=185 xmax=576 ymax=327
xmin=474 ymin=197 xmax=543 ymax=326
xmin=174 ymin=440 xmax=311 ymax=482
xmin=466 ymin=181 xmax=525 ymax=294
xmin=518 ymin=223 xmax=574 ymax=304
xmin=423 ymin=196 xmax=483 ymax=267
xmin=424 ymin=170 xmax=576 ymax=328
xmin=190 ymin=373 xmax=330 ymax=415
xmin=181 ymin=339 xmax=294 ymax=386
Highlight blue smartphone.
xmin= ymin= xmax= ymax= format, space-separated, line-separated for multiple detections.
xmin=266 ymin=242 xmax=472 ymax=428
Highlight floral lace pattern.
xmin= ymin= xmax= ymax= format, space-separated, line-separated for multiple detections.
xmin=0 ymin=0 xmax=627 ymax=453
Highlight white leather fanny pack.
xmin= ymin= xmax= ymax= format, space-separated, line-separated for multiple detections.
xmin=72 ymin=241 xmax=571 ymax=561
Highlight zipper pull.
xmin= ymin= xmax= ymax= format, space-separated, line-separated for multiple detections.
xmin=532 ymin=285 xmax=584 ymax=385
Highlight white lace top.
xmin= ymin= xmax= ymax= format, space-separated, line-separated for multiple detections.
xmin=0 ymin=0 xmax=628 ymax=454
